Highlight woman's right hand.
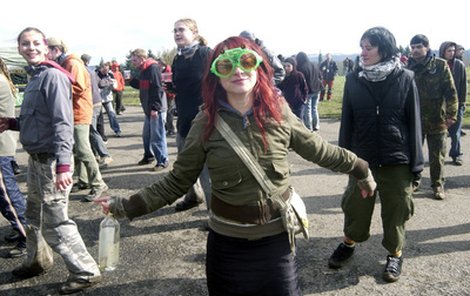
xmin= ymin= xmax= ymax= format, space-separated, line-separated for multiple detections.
xmin=94 ymin=195 xmax=111 ymax=215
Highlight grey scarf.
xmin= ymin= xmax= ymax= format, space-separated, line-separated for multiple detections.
xmin=177 ymin=41 xmax=200 ymax=57
xmin=358 ymin=57 xmax=401 ymax=82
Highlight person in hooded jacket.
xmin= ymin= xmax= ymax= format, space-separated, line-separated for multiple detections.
xmin=438 ymin=41 xmax=467 ymax=166
xmin=129 ymin=48 xmax=169 ymax=171
xmin=296 ymin=51 xmax=322 ymax=131
xmin=278 ymin=57 xmax=308 ymax=119
xmin=0 ymin=27 xmax=101 ymax=295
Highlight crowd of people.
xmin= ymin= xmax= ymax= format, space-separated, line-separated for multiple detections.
xmin=0 ymin=20 xmax=466 ymax=295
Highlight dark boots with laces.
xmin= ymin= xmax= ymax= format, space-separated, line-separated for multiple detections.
xmin=328 ymin=241 xmax=404 ymax=283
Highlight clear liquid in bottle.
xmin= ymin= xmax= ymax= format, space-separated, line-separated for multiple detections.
xmin=98 ymin=215 xmax=120 ymax=271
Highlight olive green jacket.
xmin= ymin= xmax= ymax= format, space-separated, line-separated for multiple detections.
xmin=119 ymin=101 xmax=362 ymax=222
xmin=408 ymin=55 xmax=458 ymax=134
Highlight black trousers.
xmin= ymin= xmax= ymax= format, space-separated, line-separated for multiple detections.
xmin=206 ymin=230 xmax=301 ymax=296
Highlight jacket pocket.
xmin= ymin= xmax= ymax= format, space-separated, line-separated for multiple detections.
xmin=211 ymin=170 xmax=243 ymax=190
xmin=271 ymin=161 xmax=290 ymax=179
xmin=19 ymin=107 xmax=39 ymax=147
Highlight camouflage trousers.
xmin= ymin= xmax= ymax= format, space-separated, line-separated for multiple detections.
xmin=423 ymin=132 xmax=447 ymax=188
xmin=22 ymin=155 xmax=100 ymax=280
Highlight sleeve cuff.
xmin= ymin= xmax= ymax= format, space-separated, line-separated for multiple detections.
xmin=56 ymin=164 xmax=71 ymax=174
xmin=8 ymin=118 xmax=19 ymax=131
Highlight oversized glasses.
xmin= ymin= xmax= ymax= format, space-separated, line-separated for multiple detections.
xmin=210 ymin=47 xmax=263 ymax=78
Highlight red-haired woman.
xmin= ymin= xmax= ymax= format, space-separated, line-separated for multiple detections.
xmin=96 ymin=36 xmax=376 ymax=295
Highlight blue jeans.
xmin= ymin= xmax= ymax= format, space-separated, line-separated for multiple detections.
xmin=143 ymin=112 xmax=168 ymax=165
xmin=302 ymin=92 xmax=320 ymax=131
xmin=0 ymin=156 xmax=27 ymax=246
xmin=102 ymin=101 xmax=121 ymax=135
xmin=448 ymin=104 xmax=464 ymax=158
xmin=302 ymin=94 xmax=312 ymax=130
xmin=310 ymin=91 xmax=320 ymax=131
xmin=90 ymin=105 xmax=110 ymax=158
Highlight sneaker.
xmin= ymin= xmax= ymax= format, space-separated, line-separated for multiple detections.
xmin=99 ymin=156 xmax=113 ymax=167
xmin=9 ymin=244 xmax=27 ymax=258
xmin=115 ymin=132 xmax=122 ymax=138
xmin=59 ymin=275 xmax=102 ymax=295
xmin=452 ymin=156 xmax=463 ymax=166
xmin=4 ymin=229 xmax=20 ymax=242
xmin=153 ymin=161 xmax=169 ymax=171
xmin=71 ymin=183 xmax=91 ymax=193
xmin=328 ymin=242 xmax=355 ymax=269
xmin=138 ymin=157 xmax=154 ymax=165
xmin=82 ymin=185 xmax=109 ymax=202
xmin=433 ymin=186 xmax=445 ymax=200
xmin=462 ymin=130 xmax=467 ymax=136
xmin=383 ymin=255 xmax=403 ymax=282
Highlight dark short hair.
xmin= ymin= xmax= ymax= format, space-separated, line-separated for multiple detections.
xmin=410 ymin=34 xmax=429 ymax=47
xmin=360 ymin=26 xmax=398 ymax=62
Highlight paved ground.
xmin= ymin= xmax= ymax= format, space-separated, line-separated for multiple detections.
xmin=1 ymin=106 xmax=469 ymax=296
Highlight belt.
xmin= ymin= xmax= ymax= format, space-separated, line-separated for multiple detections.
xmin=29 ymin=153 xmax=54 ymax=163
xmin=211 ymin=188 xmax=291 ymax=225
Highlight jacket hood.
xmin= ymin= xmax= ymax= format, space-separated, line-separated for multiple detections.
xmin=438 ymin=41 xmax=457 ymax=59
xmin=29 ymin=60 xmax=75 ymax=83
xmin=296 ymin=52 xmax=309 ymax=65
xmin=141 ymin=58 xmax=158 ymax=71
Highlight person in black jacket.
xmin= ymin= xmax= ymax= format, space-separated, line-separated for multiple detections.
xmin=169 ymin=18 xmax=211 ymax=212
xmin=328 ymin=27 xmax=424 ymax=283
xmin=296 ymin=52 xmax=322 ymax=131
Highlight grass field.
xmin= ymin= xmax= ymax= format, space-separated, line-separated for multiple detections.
xmin=122 ymin=74 xmax=470 ymax=127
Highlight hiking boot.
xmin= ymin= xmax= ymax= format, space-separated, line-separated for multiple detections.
xmin=4 ymin=229 xmax=20 ymax=242
xmin=12 ymin=263 xmax=51 ymax=278
xmin=82 ymin=185 xmax=109 ymax=202
xmin=153 ymin=161 xmax=169 ymax=172
xmin=328 ymin=242 xmax=355 ymax=269
xmin=59 ymin=275 xmax=102 ymax=295
xmin=433 ymin=186 xmax=445 ymax=200
xmin=138 ymin=157 xmax=154 ymax=165
xmin=452 ymin=156 xmax=463 ymax=166
xmin=383 ymin=255 xmax=403 ymax=282
xmin=9 ymin=244 xmax=27 ymax=258
xmin=71 ymin=183 xmax=90 ymax=193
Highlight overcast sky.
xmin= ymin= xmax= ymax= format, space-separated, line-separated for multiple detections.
xmin=2 ymin=0 xmax=469 ymax=65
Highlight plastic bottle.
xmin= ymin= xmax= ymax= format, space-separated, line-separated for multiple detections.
xmin=98 ymin=214 xmax=120 ymax=271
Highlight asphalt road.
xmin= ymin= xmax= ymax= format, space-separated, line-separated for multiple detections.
xmin=1 ymin=106 xmax=469 ymax=296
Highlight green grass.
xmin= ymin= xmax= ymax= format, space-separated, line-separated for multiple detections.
xmin=123 ymin=74 xmax=470 ymax=127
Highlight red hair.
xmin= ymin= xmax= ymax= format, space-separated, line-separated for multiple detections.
xmin=201 ymin=36 xmax=283 ymax=150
